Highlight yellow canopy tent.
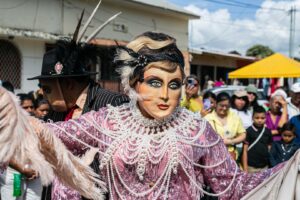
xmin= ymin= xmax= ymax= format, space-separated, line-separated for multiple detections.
xmin=228 ymin=53 xmax=300 ymax=78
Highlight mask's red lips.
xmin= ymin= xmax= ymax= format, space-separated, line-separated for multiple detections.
xmin=157 ymin=104 xmax=169 ymax=110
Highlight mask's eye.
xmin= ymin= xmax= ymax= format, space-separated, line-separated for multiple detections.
xmin=146 ymin=79 xmax=162 ymax=88
xmin=41 ymin=86 xmax=51 ymax=94
xmin=169 ymin=81 xmax=182 ymax=90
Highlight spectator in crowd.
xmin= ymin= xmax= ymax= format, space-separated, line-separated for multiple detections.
xmin=245 ymin=85 xmax=260 ymax=112
xmin=205 ymin=92 xmax=246 ymax=161
xmin=231 ymin=90 xmax=252 ymax=163
xmin=202 ymin=75 xmax=210 ymax=90
xmin=289 ymin=113 xmax=300 ymax=145
xmin=231 ymin=90 xmax=252 ymax=129
xmin=200 ymin=91 xmax=216 ymax=117
xmin=266 ymin=89 xmax=288 ymax=141
xmin=242 ymin=106 xmax=272 ymax=173
xmin=214 ymin=78 xmax=225 ymax=87
xmin=17 ymin=93 xmax=35 ymax=116
xmin=262 ymin=78 xmax=269 ymax=98
xmin=202 ymin=75 xmax=214 ymax=90
xmin=207 ymin=80 xmax=214 ymax=89
xmin=269 ymin=123 xmax=300 ymax=167
xmin=180 ymin=75 xmax=203 ymax=112
xmin=1 ymin=94 xmax=42 ymax=200
xmin=34 ymin=96 xmax=50 ymax=121
xmin=287 ymin=82 xmax=300 ymax=119
xmin=1 ymin=81 xmax=14 ymax=93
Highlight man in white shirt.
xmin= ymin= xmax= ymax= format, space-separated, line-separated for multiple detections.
xmin=287 ymin=82 xmax=300 ymax=119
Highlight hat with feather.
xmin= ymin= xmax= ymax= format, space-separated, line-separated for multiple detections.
xmin=28 ymin=1 xmax=121 ymax=80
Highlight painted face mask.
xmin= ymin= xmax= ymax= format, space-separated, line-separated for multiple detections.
xmin=135 ymin=66 xmax=182 ymax=120
xmin=39 ymin=79 xmax=67 ymax=112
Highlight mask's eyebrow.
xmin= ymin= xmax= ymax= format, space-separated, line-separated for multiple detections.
xmin=143 ymin=75 xmax=163 ymax=82
xmin=169 ymin=78 xmax=182 ymax=83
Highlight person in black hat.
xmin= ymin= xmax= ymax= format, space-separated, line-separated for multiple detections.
xmin=28 ymin=40 xmax=129 ymax=121
xmin=27 ymin=4 xmax=128 ymax=200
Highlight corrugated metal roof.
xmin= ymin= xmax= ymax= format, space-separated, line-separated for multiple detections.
xmin=190 ymin=48 xmax=256 ymax=61
xmin=0 ymin=26 xmax=59 ymax=41
xmin=128 ymin=0 xmax=200 ymax=19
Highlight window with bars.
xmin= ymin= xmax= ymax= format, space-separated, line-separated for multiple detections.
xmin=0 ymin=39 xmax=21 ymax=88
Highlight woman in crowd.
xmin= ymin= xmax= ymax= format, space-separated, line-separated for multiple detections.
xmin=246 ymin=85 xmax=260 ymax=112
xmin=180 ymin=75 xmax=203 ymax=112
xmin=230 ymin=90 xmax=252 ymax=163
xmin=205 ymin=92 xmax=246 ymax=161
xmin=231 ymin=90 xmax=252 ymax=129
xmin=200 ymin=91 xmax=216 ymax=117
xmin=267 ymin=90 xmax=288 ymax=141
xmin=0 ymin=32 xmax=295 ymax=200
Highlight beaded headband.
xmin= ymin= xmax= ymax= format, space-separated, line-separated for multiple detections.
xmin=116 ymin=44 xmax=184 ymax=74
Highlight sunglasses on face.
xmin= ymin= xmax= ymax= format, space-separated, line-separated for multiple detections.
xmin=247 ymin=92 xmax=255 ymax=95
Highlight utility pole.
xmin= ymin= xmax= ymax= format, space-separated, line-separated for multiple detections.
xmin=288 ymin=6 xmax=297 ymax=85
xmin=289 ymin=6 xmax=296 ymax=58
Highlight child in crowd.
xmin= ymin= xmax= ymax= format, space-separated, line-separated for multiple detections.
xmin=34 ymin=96 xmax=50 ymax=121
xmin=242 ymin=106 xmax=273 ymax=173
xmin=269 ymin=122 xmax=300 ymax=167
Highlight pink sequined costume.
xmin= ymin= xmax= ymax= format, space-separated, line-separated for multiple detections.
xmin=49 ymin=103 xmax=283 ymax=200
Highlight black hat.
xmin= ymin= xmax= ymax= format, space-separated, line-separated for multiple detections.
xmin=28 ymin=40 xmax=98 ymax=80
xmin=28 ymin=1 xmax=121 ymax=80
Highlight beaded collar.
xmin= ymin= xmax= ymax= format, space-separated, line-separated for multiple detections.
xmin=129 ymin=102 xmax=180 ymax=127
xmin=107 ymin=102 xmax=200 ymax=136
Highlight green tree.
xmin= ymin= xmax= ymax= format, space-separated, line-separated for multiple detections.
xmin=246 ymin=44 xmax=274 ymax=59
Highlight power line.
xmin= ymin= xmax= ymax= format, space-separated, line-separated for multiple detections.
xmin=199 ymin=0 xmax=288 ymax=12
xmin=199 ymin=17 xmax=292 ymax=32
xmin=191 ymin=7 xmax=248 ymax=45
xmin=222 ymin=0 xmax=261 ymax=8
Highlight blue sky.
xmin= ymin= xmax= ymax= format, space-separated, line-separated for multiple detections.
xmin=168 ymin=0 xmax=300 ymax=57
xmin=169 ymin=0 xmax=264 ymax=19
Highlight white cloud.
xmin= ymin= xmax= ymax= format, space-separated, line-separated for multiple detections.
xmin=185 ymin=1 xmax=300 ymax=57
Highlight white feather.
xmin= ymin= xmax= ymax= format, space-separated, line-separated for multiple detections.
xmin=0 ymin=87 xmax=106 ymax=200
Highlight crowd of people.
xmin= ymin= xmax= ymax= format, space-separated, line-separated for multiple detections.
xmin=181 ymin=75 xmax=300 ymax=174
xmin=0 ymin=3 xmax=299 ymax=199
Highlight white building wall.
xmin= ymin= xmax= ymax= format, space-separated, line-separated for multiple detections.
xmin=63 ymin=0 xmax=189 ymax=50
xmin=0 ymin=0 xmax=62 ymax=34
xmin=8 ymin=38 xmax=45 ymax=93
xmin=0 ymin=0 xmax=190 ymax=92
